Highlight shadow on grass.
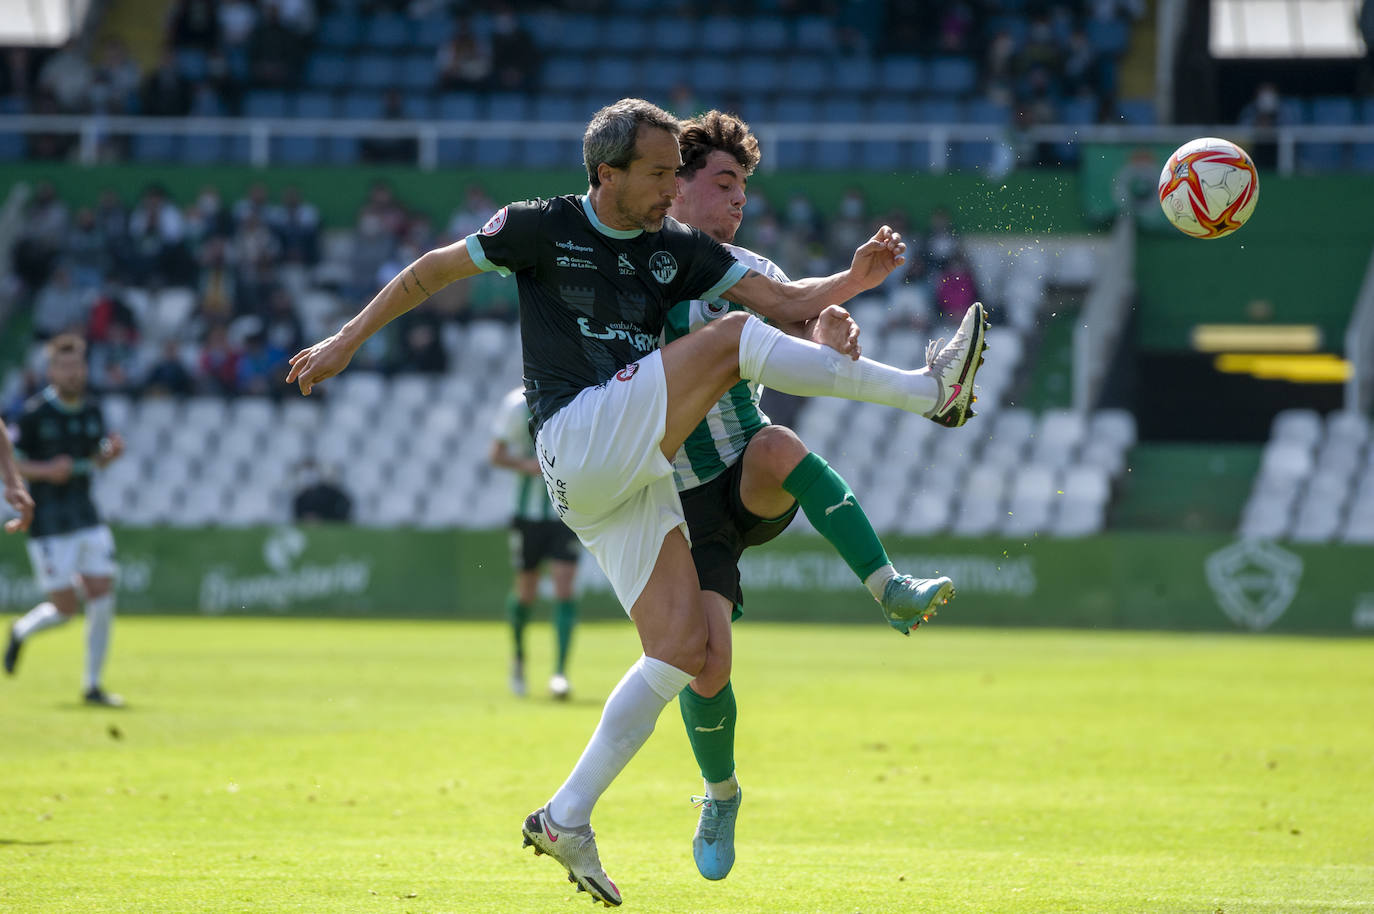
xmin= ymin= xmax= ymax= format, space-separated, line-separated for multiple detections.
xmin=0 ymin=838 xmax=74 ymax=847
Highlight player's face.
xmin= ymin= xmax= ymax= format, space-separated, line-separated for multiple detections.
xmin=48 ymin=351 xmax=88 ymax=399
xmin=609 ymin=126 xmax=682 ymax=233
xmin=670 ymin=150 xmax=747 ymax=244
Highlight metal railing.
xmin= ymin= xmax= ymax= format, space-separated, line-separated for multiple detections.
xmin=2 ymin=114 xmax=1373 ymax=174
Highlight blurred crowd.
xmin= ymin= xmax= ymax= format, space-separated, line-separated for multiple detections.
xmin=1 ymin=176 xmax=981 ymax=412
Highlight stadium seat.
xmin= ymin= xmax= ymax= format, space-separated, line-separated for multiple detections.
xmin=437 ymin=93 xmax=480 ymax=121
xmin=588 ymin=57 xmax=639 ymax=94
xmin=340 ymin=91 xmax=386 ymax=119
xmin=483 ymin=92 xmax=532 ymax=120
xmin=1085 ymin=17 xmax=1130 ymax=55
xmin=367 ymin=13 xmax=411 ymax=49
xmin=829 ymin=57 xmax=878 ymax=94
xmin=317 ymin=13 xmax=363 ymax=48
xmin=878 ymin=56 xmax=927 ymax=92
xmin=292 ymin=91 xmax=337 ymax=119
xmin=352 ymin=54 xmax=399 ymax=91
xmin=733 ymin=59 xmax=780 ymax=94
xmin=648 ymin=16 xmax=695 ymax=53
xmin=542 ymin=55 xmax=589 ymax=91
xmin=745 ymin=16 xmax=789 ymax=52
xmin=131 ymin=133 xmax=180 ymax=162
xmin=781 ymin=56 xmax=830 ymax=94
xmin=242 ymin=90 xmax=288 ymax=118
xmin=273 ymin=136 xmax=321 ymax=165
xmin=401 ymin=94 xmax=436 ymax=120
xmin=555 ymin=15 xmax=601 ymax=53
xmin=928 ymin=57 xmax=978 ymax=96
xmin=0 ymin=132 xmax=27 ymax=161
xmin=398 ymin=54 xmax=436 ymax=92
xmin=175 ymin=48 xmax=208 ymax=81
xmin=794 ymin=16 xmax=837 ymax=51
xmin=637 ymin=57 xmax=687 ymax=95
xmin=700 ymin=15 xmax=745 ymax=53
xmin=1117 ymin=98 xmax=1156 ymax=124
xmin=304 ymin=52 xmax=351 ymax=90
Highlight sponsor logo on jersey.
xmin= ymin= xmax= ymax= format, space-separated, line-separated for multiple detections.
xmin=480 ymin=206 xmax=508 ymax=235
xmin=556 ymin=255 xmax=597 ymax=270
xmin=577 ymin=317 xmax=657 ymax=352
xmin=556 ymin=240 xmax=594 ymax=253
xmin=649 ymin=250 xmax=678 ymax=284
xmin=617 ymin=253 xmax=635 ymax=275
xmin=615 ymin=363 xmax=640 ymax=382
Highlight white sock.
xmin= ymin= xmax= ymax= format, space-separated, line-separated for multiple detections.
xmin=548 ymin=655 xmax=695 ymax=828
xmin=705 ymin=774 xmax=739 ymax=802
xmin=12 ymin=601 xmax=69 ymax=640
xmin=737 ymin=316 xmax=939 ymax=415
xmin=863 ymin=564 xmax=898 ymax=602
xmin=84 ymin=593 xmax=115 ymax=691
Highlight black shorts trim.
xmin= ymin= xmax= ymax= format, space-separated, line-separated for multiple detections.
xmin=509 ymin=518 xmax=580 ymax=571
xmin=678 ymin=456 xmax=797 ymax=611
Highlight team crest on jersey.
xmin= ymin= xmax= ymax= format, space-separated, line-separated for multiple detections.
xmin=705 ymin=300 xmax=727 ymax=315
xmin=615 ymin=363 xmax=640 ymax=382
xmin=480 ymin=206 xmax=508 ymax=235
xmin=649 ymin=251 xmax=678 ymax=284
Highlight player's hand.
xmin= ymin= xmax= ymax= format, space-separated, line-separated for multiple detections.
xmin=811 ymin=305 xmax=861 ymax=360
xmin=47 ymin=455 xmax=73 ymax=484
xmin=286 ymin=333 xmax=356 ymax=396
xmin=100 ymin=433 xmax=125 ymax=461
xmin=848 ymin=225 xmax=906 ymax=292
xmin=3 ymin=482 xmax=32 ymax=533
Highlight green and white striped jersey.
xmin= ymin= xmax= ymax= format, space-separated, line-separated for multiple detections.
xmin=663 ymin=244 xmax=789 ymax=490
xmin=492 ymin=386 xmax=557 ymax=521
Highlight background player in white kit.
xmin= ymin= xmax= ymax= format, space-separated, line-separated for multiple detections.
xmin=490 ymin=385 xmax=581 ymax=699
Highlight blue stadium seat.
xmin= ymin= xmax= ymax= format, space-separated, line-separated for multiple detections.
xmin=438 ymin=93 xmax=479 ymax=121
xmin=522 ymin=138 xmax=579 ymax=168
xmin=542 ymin=56 xmax=590 ymax=91
xmin=292 ymin=91 xmax=337 ymax=119
xmin=0 ymin=95 xmax=26 ymax=113
xmin=352 ymin=54 xmax=398 ymax=91
xmin=532 ymin=95 xmax=578 ymax=121
xmin=602 ymin=17 xmax=649 ymax=53
xmin=437 ymin=138 xmax=473 ymax=165
xmin=782 ymin=57 xmax=830 ymax=94
xmin=273 ymin=136 xmax=322 ymax=165
xmin=1085 ymin=17 xmax=1130 ymax=56
xmin=878 ymin=56 xmax=927 ymax=93
xmin=367 ymin=13 xmax=411 ymax=49
xmin=223 ymin=135 xmax=252 ymax=164
xmin=864 ymin=98 xmax=918 ymax=124
xmin=1298 ymin=142 xmax=1348 ymax=172
xmin=401 ymin=94 xmax=436 ymax=119
xmin=691 ymin=58 xmax=737 ymax=95
xmin=773 ymin=139 xmax=811 ymax=169
xmin=556 ymin=15 xmax=601 ymax=53
xmin=317 ymin=13 xmax=362 ymax=48
xmin=588 ymin=58 xmax=639 ymax=93
xmin=175 ymin=48 xmax=207 ymax=81
xmin=1057 ymin=95 xmax=1098 ymax=124
xmin=1309 ymin=96 xmax=1356 ymax=124
xmin=914 ymin=99 xmax=960 ymax=124
xmin=0 ymin=132 xmax=26 ymax=160
xmin=746 ymin=16 xmax=789 ymax=52
xmin=813 ymin=140 xmax=854 ymax=170
xmin=769 ymin=97 xmax=813 ymax=123
xmin=1352 ymin=143 xmax=1374 ymax=172
xmin=700 ymin=15 xmax=745 ymax=53
xmin=928 ymin=57 xmax=978 ymax=96
xmin=794 ymin=16 xmax=836 ymax=51
xmin=409 ymin=15 xmax=452 ymax=49
xmin=483 ymin=93 xmax=532 ymax=120
xmin=398 ymin=54 xmax=436 ymax=91
xmin=985 ymin=16 xmax=1029 ymax=49
xmin=649 ymin=17 xmax=696 ymax=53
xmin=965 ymin=99 xmax=1011 ymax=125
xmin=819 ymin=95 xmax=865 ymax=123
xmin=242 ymin=90 xmax=287 ymax=118
xmin=132 ymin=134 xmax=181 ymax=162
xmin=858 ymin=140 xmax=905 ymax=172
xmin=1363 ymin=98 xmax=1374 ymax=123
xmin=326 ymin=136 xmax=361 ymax=164
xmin=340 ymin=91 xmax=386 ymax=119
xmin=183 ymin=134 xmax=224 ymax=164
xmin=953 ymin=137 xmax=999 ymax=172
xmin=475 ymin=137 xmax=517 ymax=165
xmin=735 ymin=58 xmax=782 ymax=94
xmin=831 ymin=57 xmax=878 ymax=94
xmin=1116 ymin=97 xmax=1156 ymax=124
xmin=637 ymin=57 xmax=687 ymax=95
xmin=304 ymin=51 xmax=351 ymax=90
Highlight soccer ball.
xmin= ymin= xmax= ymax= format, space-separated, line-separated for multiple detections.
xmin=1157 ymin=137 xmax=1259 ymax=239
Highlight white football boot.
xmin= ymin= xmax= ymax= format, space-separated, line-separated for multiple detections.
xmin=521 ymin=806 xmax=622 ymax=907
xmin=920 ymin=301 xmax=989 ymax=428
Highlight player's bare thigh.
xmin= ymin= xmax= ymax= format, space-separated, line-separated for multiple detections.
xmin=658 ymin=312 xmax=751 ymax=460
xmin=629 ymin=526 xmax=711 ymax=676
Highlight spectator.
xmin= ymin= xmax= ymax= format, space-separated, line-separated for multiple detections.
xmin=247 ymin=6 xmax=302 ymax=88
xmin=168 ymin=0 xmax=222 ymax=51
xmin=32 ymin=266 xmax=90 ymax=339
xmin=85 ymin=281 xmax=139 ymax=345
xmin=436 ymin=19 xmax=493 ymax=91
xmin=262 ymin=0 xmax=314 ymax=35
xmin=36 ymin=40 xmax=94 ymax=112
xmin=360 ymin=89 xmax=418 ymax=165
xmin=234 ymin=329 xmax=286 ymax=396
xmin=267 ymin=185 xmax=320 ymax=266
xmin=923 ymin=205 xmax=959 ymax=273
xmin=292 ymin=458 xmax=352 ymax=523
xmin=127 ymin=184 xmax=193 ymax=286
xmin=232 ymin=182 xmax=270 ymax=228
xmin=827 ymin=187 xmax=871 ymax=269
xmin=196 ymin=236 xmax=239 ymax=325
xmin=933 ymin=251 xmax=979 ymax=329
xmin=217 ymin=0 xmax=258 ymax=51
xmin=142 ymin=339 xmax=195 ymax=397
xmin=13 ymin=181 xmax=68 ymax=290
xmin=445 ymin=183 xmax=495 ymax=241
xmin=230 ymin=212 xmax=280 ymax=309
xmin=198 ymin=324 xmax=240 ymax=395
xmin=262 ymin=285 xmax=305 ymax=357
xmin=388 ymin=305 xmax=447 ymax=375
xmin=488 ymin=5 xmax=537 ymax=91
xmin=140 ymin=49 xmax=192 ymax=116
xmin=62 ymin=207 xmax=110 ymax=290
xmin=184 ymin=184 xmax=235 ymax=245
xmin=88 ymin=321 xmax=142 ymax=395
xmin=89 ymin=39 xmax=140 ymax=114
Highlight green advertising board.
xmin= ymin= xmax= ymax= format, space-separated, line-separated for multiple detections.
xmin=0 ymin=527 xmax=1368 ymax=634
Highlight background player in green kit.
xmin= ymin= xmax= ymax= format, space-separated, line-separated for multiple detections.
xmin=4 ymin=334 xmax=126 ymax=707
xmin=490 ymin=385 xmax=581 ymax=700
xmin=666 ymin=111 xmax=982 ymax=880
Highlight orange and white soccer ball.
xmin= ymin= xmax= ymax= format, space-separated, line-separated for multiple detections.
xmin=1157 ymin=137 xmax=1259 ymax=239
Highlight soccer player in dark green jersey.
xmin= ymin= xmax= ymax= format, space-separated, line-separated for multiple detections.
xmin=665 ymin=110 xmax=987 ymax=880
xmin=288 ymin=99 xmax=985 ymax=906
xmin=490 ymin=385 xmax=581 ymax=699
xmin=5 ymin=334 xmax=126 ymax=706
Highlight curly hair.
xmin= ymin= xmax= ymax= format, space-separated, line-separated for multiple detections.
xmin=677 ymin=110 xmax=761 ymax=180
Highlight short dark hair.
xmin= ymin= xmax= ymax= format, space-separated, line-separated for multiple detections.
xmin=583 ymin=98 xmax=682 ymax=188
xmin=678 ymin=110 xmax=761 ymax=180
xmin=46 ymin=333 xmax=86 ymax=360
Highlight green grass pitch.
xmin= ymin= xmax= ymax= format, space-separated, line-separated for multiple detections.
xmin=1 ymin=617 xmax=1371 ymax=913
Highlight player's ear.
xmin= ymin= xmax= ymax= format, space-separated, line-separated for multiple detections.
xmin=596 ymin=161 xmax=618 ymax=189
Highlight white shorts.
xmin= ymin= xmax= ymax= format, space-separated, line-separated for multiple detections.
xmin=27 ymin=524 xmax=119 ymax=593
xmin=534 ymin=351 xmax=687 ymax=613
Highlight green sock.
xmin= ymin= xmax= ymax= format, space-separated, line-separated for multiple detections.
xmin=505 ymin=594 xmax=531 ymax=662
xmin=679 ymin=681 xmax=736 ymax=783
xmin=782 ymin=452 xmax=890 ymax=582
xmin=553 ymin=600 xmax=577 ymax=675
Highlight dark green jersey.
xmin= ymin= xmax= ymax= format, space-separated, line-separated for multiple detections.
xmin=13 ymin=386 xmax=106 ymax=537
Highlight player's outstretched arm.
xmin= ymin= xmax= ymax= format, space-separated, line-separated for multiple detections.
xmin=287 ymin=240 xmax=482 ymax=395
xmin=721 ymin=225 xmax=904 ymax=329
xmin=489 ymin=440 xmax=542 ymax=476
xmin=0 ymin=424 xmax=33 ymax=533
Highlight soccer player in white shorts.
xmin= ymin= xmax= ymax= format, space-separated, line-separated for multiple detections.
xmin=288 ymin=98 xmax=986 ymax=906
